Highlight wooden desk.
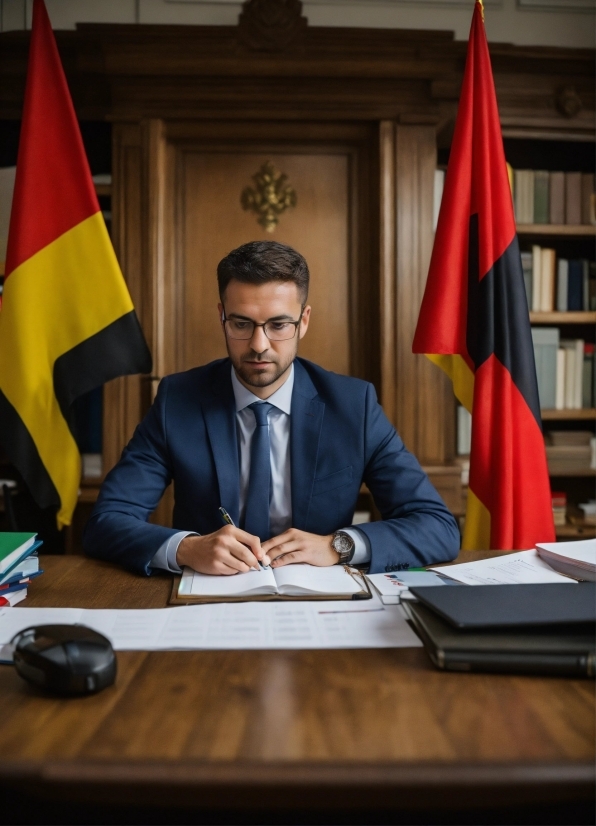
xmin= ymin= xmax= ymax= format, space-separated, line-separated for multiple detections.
xmin=0 ymin=555 xmax=594 ymax=818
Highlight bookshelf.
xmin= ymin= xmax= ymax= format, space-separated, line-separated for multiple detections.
xmin=508 ymin=137 xmax=596 ymax=539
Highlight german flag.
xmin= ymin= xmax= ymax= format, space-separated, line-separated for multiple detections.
xmin=0 ymin=0 xmax=151 ymax=529
xmin=412 ymin=1 xmax=555 ymax=550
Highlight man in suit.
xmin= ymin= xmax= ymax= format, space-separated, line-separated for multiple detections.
xmin=84 ymin=241 xmax=460 ymax=576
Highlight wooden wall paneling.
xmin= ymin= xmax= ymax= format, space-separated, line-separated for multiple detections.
xmin=141 ymin=119 xmax=177 ymax=527
xmin=103 ymin=123 xmax=146 ymax=477
xmin=379 ymin=120 xmax=397 ymax=426
xmin=394 ymin=124 xmax=454 ymax=463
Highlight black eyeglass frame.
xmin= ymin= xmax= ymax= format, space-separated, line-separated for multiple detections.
xmin=221 ymin=308 xmax=305 ymax=341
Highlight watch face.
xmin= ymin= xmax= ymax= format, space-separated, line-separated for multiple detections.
xmin=334 ymin=533 xmax=353 ymax=553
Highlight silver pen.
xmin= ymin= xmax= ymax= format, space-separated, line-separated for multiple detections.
xmin=218 ymin=506 xmax=268 ymax=570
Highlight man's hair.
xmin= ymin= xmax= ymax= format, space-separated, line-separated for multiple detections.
xmin=217 ymin=241 xmax=309 ymax=304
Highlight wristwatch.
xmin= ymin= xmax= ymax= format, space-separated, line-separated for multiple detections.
xmin=331 ymin=531 xmax=355 ymax=565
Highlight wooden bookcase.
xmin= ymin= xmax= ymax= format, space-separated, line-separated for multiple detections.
xmin=510 ymin=149 xmax=595 ymax=538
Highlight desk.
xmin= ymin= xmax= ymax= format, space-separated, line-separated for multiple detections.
xmin=0 ymin=554 xmax=594 ymax=820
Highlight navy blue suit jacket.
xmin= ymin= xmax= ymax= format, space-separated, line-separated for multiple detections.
xmin=84 ymin=358 xmax=460 ymax=575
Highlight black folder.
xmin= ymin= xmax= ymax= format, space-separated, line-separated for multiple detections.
xmin=402 ymin=584 xmax=596 ymax=677
xmin=408 ymin=582 xmax=596 ymax=629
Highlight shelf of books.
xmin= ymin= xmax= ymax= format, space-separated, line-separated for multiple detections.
xmin=453 ymin=137 xmax=596 ymax=540
xmin=514 ymin=138 xmax=595 ymax=538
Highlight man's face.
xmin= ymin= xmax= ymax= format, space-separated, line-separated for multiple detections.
xmin=218 ymin=280 xmax=310 ymax=390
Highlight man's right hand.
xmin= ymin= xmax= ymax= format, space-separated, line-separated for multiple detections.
xmin=175 ymin=526 xmax=270 ymax=575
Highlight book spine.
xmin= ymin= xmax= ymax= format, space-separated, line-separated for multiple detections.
xmin=555 ymin=348 xmax=566 ymax=410
xmin=565 ymin=172 xmax=582 ymax=225
xmin=581 ymin=173 xmax=595 ymax=225
xmin=533 ymin=170 xmax=549 ymax=224
xmin=563 ymin=344 xmax=575 ymax=410
xmin=549 ymin=171 xmax=565 ymax=225
xmin=582 ymin=345 xmax=594 ymax=410
xmin=574 ymin=339 xmax=584 ymax=410
xmin=582 ymin=260 xmax=589 ymax=312
xmin=531 ymin=245 xmax=542 ymax=312
xmin=556 ymin=259 xmax=568 ymax=312
xmin=567 ymin=261 xmax=583 ymax=312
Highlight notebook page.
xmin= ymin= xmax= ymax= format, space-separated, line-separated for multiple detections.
xmin=180 ymin=566 xmax=278 ymax=597
xmin=272 ymin=564 xmax=362 ymax=595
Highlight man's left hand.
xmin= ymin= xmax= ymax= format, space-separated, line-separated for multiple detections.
xmin=262 ymin=529 xmax=338 ymax=568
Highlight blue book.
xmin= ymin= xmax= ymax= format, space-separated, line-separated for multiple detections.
xmin=0 ymin=569 xmax=43 ymax=588
xmin=567 ymin=260 xmax=584 ymax=311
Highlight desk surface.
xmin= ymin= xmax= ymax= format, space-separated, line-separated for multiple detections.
xmin=0 ymin=554 xmax=594 ymax=812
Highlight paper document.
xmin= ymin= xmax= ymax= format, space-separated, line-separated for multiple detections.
xmin=0 ymin=597 xmax=421 ymax=663
xmin=432 ymin=550 xmax=577 ymax=586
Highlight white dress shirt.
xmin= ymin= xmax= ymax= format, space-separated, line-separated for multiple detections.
xmin=150 ymin=363 xmax=370 ymax=572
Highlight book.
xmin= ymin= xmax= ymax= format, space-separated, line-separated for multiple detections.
xmin=567 ymin=260 xmax=584 ymax=311
xmin=539 ymin=247 xmax=556 ymax=311
xmin=551 ymin=491 xmax=567 ymax=527
xmin=402 ymin=597 xmax=595 ymax=677
xmin=520 ymin=251 xmax=532 ymax=308
xmin=583 ymin=344 xmax=594 ymax=409
xmin=531 ymin=245 xmax=542 ymax=312
xmin=549 ymin=171 xmax=565 ymax=224
xmin=457 ymin=405 xmax=472 ymax=455
xmin=0 ymin=589 xmax=27 ymax=607
xmin=555 ymin=347 xmax=565 ymax=410
xmin=560 ymin=340 xmax=577 ymax=410
xmin=556 ymin=258 xmax=568 ymax=312
xmin=0 ymin=533 xmax=37 ymax=576
xmin=581 ymin=260 xmax=590 ymax=312
xmin=531 ymin=327 xmax=559 ymax=410
xmin=565 ymin=172 xmax=582 ymax=225
xmin=545 ymin=444 xmax=592 ymax=474
xmin=581 ymin=173 xmax=595 ymax=225
xmin=589 ymin=262 xmax=596 ymax=311
xmin=173 ymin=564 xmax=371 ymax=604
xmin=533 ymin=170 xmax=549 ymax=224
xmin=536 ymin=539 xmax=596 ymax=582
xmin=547 ymin=430 xmax=592 ymax=446
xmin=514 ymin=170 xmax=534 ymax=224
xmin=573 ymin=338 xmax=584 ymax=409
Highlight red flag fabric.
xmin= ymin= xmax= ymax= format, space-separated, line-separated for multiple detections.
xmin=412 ymin=0 xmax=555 ymax=550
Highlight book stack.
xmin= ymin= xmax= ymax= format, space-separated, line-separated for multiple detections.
xmin=513 ymin=169 xmax=595 ymax=225
xmin=0 ymin=533 xmax=43 ymax=606
xmin=520 ymin=248 xmax=595 ymax=312
xmin=551 ymin=491 xmax=567 ymax=527
xmin=545 ymin=431 xmax=594 ymax=476
xmin=532 ymin=329 xmax=595 ymax=410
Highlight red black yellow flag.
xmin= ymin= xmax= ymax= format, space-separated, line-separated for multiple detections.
xmin=412 ymin=1 xmax=555 ymax=550
xmin=0 ymin=0 xmax=151 ymax=528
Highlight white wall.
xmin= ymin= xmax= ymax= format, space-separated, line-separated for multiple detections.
xmin=0 ymin=0 xmax=594 ymax=48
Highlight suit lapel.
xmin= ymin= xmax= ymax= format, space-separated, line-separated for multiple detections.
xmin=201 ymin=360 xmax=240 ymax=524
xmin=290 ymin=360 xmax=325 ymax=530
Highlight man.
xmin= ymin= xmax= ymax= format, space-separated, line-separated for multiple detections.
xmin=84 ymin=241 xmax=460 ymax=575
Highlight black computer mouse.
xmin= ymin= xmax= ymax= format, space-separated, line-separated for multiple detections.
xmin=11 ymin=624 xmax=117 ymax=696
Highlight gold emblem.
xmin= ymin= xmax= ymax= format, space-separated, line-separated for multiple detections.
xmin=241 ymin=161 xmax=297 ymax=232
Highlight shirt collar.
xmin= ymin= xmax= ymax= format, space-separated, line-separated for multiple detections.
xmin=231 ymin=363 xmax=294 ymax=416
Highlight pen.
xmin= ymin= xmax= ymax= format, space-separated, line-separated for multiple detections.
xmin=219 ymin=506 xmax=268 ymax=570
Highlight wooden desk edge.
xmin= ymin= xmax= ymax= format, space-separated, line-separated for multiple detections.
xmin=0 ymin=759 xmax=593 ymax=810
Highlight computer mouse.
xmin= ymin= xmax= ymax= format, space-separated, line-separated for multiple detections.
xmin=11 ymin=624 xmax=117 ymax=696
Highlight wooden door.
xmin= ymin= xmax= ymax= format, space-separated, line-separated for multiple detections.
xmin=180 ymin=152 xmax=350 ymax=376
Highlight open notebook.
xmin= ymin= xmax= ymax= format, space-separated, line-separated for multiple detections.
xmin=171 ymin=563 xmax=371 ymax=604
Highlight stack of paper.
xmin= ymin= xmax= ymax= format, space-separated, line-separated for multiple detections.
xmin=536 ymin=539 xmax=596 ymax=582
xmin=0 ymin=533 xmax=43 ymax=606
xmin=431 ymin=550 xmax=576 ymax=586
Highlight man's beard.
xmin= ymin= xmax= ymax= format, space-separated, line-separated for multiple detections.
xmin=229 ymin=346 xmax=297 ymax=388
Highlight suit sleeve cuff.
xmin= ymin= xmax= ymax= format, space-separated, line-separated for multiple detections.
xmin=342 ymin=527 xmax=371 ymax=566
xmin=149 ymin=531 xmax=198 ymax=574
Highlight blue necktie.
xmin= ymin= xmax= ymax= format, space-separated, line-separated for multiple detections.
xmin=243 ymin=402 xmax=274 ymax=541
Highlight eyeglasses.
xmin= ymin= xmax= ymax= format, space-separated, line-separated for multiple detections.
xmin=222 ymin=310 xmax=304 ymax=341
